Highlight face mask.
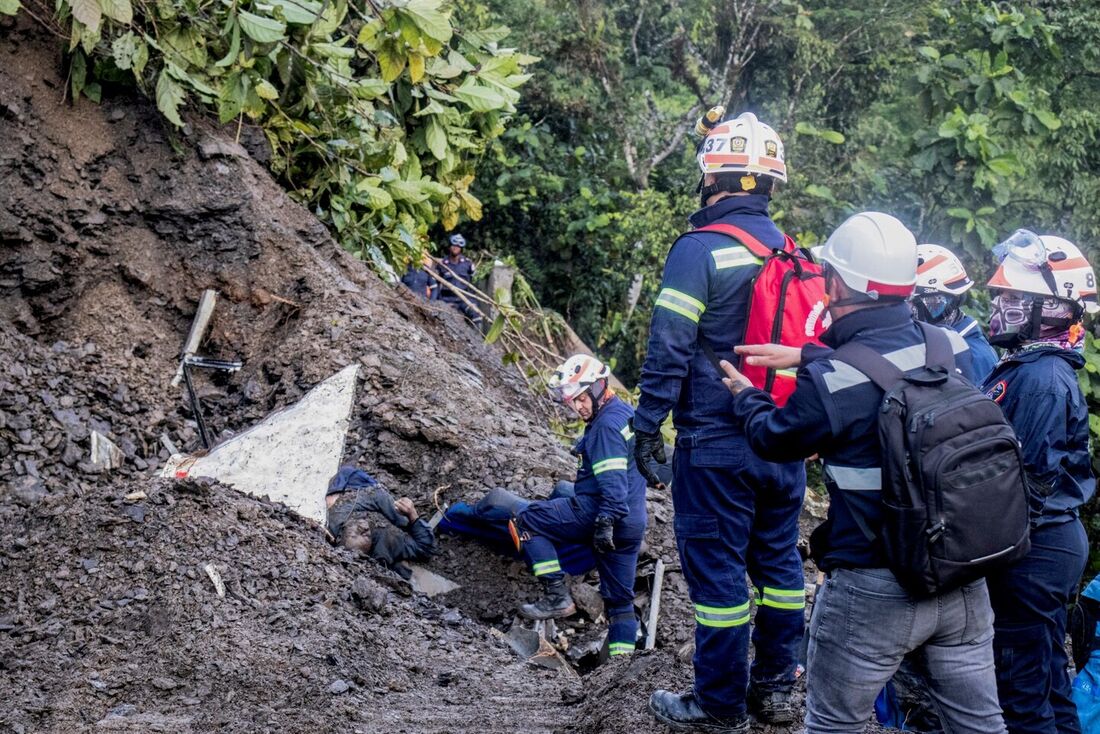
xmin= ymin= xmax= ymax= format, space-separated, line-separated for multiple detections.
xmin=909 ymin=293 xmax=956 ymax=324
xmin=990 ymin=292 xmax=1083 ymax=351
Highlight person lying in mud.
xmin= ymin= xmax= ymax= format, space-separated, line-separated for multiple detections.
xmin=325 ymin=466 xmax=436 ymax=579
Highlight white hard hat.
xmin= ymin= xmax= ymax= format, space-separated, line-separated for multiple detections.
xmin=547 ymin=354 xmax=611 ymax=404
xmin=697 ymin=112 xmax=787 ymax=183
xmin=987 ymin=230 xmax=1099 ymax=314
xmin=813 ymin=212 xmax=917 ymax=299
xmin=915 ymin=244 xmax=973 ymax=296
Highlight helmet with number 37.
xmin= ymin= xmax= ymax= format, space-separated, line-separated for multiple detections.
xmin=696 ymin=112 xmax=787 ymax=183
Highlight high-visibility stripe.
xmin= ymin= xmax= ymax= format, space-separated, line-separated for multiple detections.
xmin=592 ymin=457 xmax=628 ymax=474
xmin=531 ymin=560 xmax=562 ymax=576
xmin=824 ymin=464 xmax=881 ymax=491
xmin=823 ymin=332 xmax=969 ymax=394
xmin=655 ymin=288 xmax=706 ymax=323
xmin=694 ymin=602 xmax=750 ymax=628
xmin=759 ymin=586 xmax=806 ymax=610
xmin=608 ymin=642 xmax=635 ymax=656
xmin=620 ymin=425 xmax=635 ymax=441
xmin=712 ymin=246 xmax=763 ymax=270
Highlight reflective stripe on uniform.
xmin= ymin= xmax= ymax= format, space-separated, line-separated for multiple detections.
xmin=824 ymin=464 xmax=881 ymax=491
xmin=694 ymin=602 xmax=750 ymax=628
xmin=531 ymin=560 xmax=562 ymax=576
xmin=620 ymin=424 xmax=635 ymax=441
xmin=758 ymin=586 xmax=806 ymax=610
xmin=822 ymin=332 xmax=969 ymax=394
xmin=608 ymin=642 xmax=635 ymax=656
xmin=712 ymin=246 xmax=763 ymax=271
xmin=655 ymin=288 xmax=706 ymax=323
xmin=592 ymin=457 xmax=628 ymax=474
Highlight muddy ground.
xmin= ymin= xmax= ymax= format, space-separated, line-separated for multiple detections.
xmin=0 ymin=15 xmax=901 ymax=734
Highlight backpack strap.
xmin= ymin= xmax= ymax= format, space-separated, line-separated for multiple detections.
xmin=916 ymin=321 xmax=957 ymax=372
xmin=830 ymin=342 xmax=906 ymax=393
xmin=692 ymin=223 xmax=778 ymax=258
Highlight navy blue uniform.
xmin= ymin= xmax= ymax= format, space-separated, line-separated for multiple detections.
xmin=401 ymin=264 xmax=437 ymax=301
xmin=981 ymin=346 xmax=1094 ymax=734
xmin=951 ymin=313 xmax=998 ymax=383
xmin=436 ymin=255 xmax=482 ymax=324
xmin=635 ymin=195 xmax=806 ymax=716
xmin=517 ymin=396 xmax=647 ymax=655
xmin=729 ymin=304 xmax=974 ymax=570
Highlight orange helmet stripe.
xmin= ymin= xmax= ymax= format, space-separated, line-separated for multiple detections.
xmin=917 ymin=254 xmax=948 ymax=274
xmin=1049 ymin=256 xmax=1091 ymax=271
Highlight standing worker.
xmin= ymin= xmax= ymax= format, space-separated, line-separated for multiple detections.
xmin=910 ymin=243 xmax=999 ymax=381
xmin=510 ymin=354 xmax=647 ymax=657
xmin=436 ymin=233 xmax=483 ymax=327
xmin=720 ymin=212 xmax=1006 ymax=734
xmin=981 ymin=229 xmax=1098 ymax=734
xmin=636 ymin=109 xmax=806 ymax=730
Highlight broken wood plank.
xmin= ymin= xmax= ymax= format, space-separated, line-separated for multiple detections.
xmin=644 ymin=559 xmax=665 ymax=650
xmin=171 ymin=290 xmax=217 ymax=387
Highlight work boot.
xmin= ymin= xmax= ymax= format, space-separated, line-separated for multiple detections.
xmin=648 ymin=689 xmax=750 ymax=733
xmin=518 ymin=577 xmax=576 ymax=620
xmin=748 ymin=686 xmax=795 ymax=724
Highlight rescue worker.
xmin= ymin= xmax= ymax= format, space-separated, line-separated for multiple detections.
xmin=910 ymin=243 xmax=999 ymax=381
xmin=325 ymin=466 xmax=437 ymax=578
xmin=980 ymin=229 xmax=1098 ymax=734
xmin=401 ymin=255 xmax=438 ymax=301
xmin=637 ymin=110 xmax=806 ymax=730
xmin=436 ymin=233 xmax=483 ymax=327
xmin=511 ymin=354 xmax=647 ymax=658
xmin=720 ymin=212 xmax=1006 ymax=734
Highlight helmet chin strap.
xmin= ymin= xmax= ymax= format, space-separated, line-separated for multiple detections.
xmin=583 ymin=379 xmax=609 ymax=422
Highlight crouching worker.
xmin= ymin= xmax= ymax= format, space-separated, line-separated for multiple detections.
xmin=510 ymin=354 xmax=648 ymax=657
xmin=326 ymin=466 xmax=436 ymax=578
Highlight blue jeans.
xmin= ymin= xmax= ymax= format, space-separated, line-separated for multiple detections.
xmin=988 ymin=519 xmax=1089 ymax=734
xmin=806 ymin=567 xmax=1006 ymax=734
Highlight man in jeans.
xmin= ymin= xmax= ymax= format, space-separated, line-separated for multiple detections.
xmin=720 ymin=212 xmax=1006 ymax=733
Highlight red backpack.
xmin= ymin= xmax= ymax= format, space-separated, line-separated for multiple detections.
xmin=693 ymin=223 xmax=828 ymax=406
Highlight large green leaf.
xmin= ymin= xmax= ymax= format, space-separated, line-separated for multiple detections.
xmin=214 ymin=23 xmax=240 ymax=67
xmin=155 ymin=69 xmax=185 ymax=127
xmin=402 ymin=0 xmax=452 ymax=44
xmin=98 ymin=0 xmax=131 ymax=24
xmin=257 ymin=0 xmax=320 ymax=24
xmin=454 ymin=80 xmax=506 ymax=112
xmin=425 ymin=118 xmax=447 ymax=160
xmin=0 ymin=0 xmax=22 ymax=15
xmin=238 ymin=10 xmax=286 ymax=43
xmin=70 ymin=0 xmax=102 ymax=34
xmin=111 ymin=30 xmax=136 ymax=70
xmin=377 ymin=44 xmax=406 ymax=83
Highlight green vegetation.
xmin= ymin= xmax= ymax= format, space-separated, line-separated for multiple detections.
xmin=13 ymin=0 xmax=532 ymax=270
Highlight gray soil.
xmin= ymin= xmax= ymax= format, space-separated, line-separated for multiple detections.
xmin=0 ymin=15 xmax=902 ymax=734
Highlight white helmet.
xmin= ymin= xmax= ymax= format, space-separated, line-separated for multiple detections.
xmin=915 ymin=244 xmax=973 ymax=296
xmin=697 ymin=111 xmax=787 ymax=183
xmin=987 ymin=230 xmax=1099 ymax=314
xmin=547 ymin=354 xmax=611 ymax=405
xmin=813 ymin=212 xmax=917 ymax=301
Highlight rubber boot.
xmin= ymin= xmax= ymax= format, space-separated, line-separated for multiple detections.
xmin=747 ymin=686 xmax=795 ymax=724
xmin=648 ymin=689 xmax=750 ymax=733
xmin=518 ymin=577 xmax=576 ymax=620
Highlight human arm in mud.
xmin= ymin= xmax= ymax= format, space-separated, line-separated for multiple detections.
xmin=393 ymin=497 xmax=436 ymax=559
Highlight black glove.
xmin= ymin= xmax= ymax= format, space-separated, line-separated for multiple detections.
xmin=593 ymin=515 xmax=616 ymax=553
xmin=632 ymin=421 xmax=667 ymax=489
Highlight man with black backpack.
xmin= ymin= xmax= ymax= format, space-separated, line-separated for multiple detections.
xmin=720 ymin=211 xmax=1013 ymax=733
xmin=637 ymin=109 xmax=812 ymax=731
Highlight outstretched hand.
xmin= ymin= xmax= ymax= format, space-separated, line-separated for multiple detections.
xmin=719 ymin=360 xmax=754 ymax=397
xmin=734 ymin=343 xmax=801 ymax=370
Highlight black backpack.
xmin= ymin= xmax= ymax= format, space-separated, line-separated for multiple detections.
xmin=832 ymin=322 xmax=1031 ymax=597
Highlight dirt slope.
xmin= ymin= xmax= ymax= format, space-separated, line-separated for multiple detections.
xmin=0 ymin=15 xmax=853 ymax=734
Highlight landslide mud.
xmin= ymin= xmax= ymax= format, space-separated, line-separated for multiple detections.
xmin=0 ymin=14 xmax=889 ymax=734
